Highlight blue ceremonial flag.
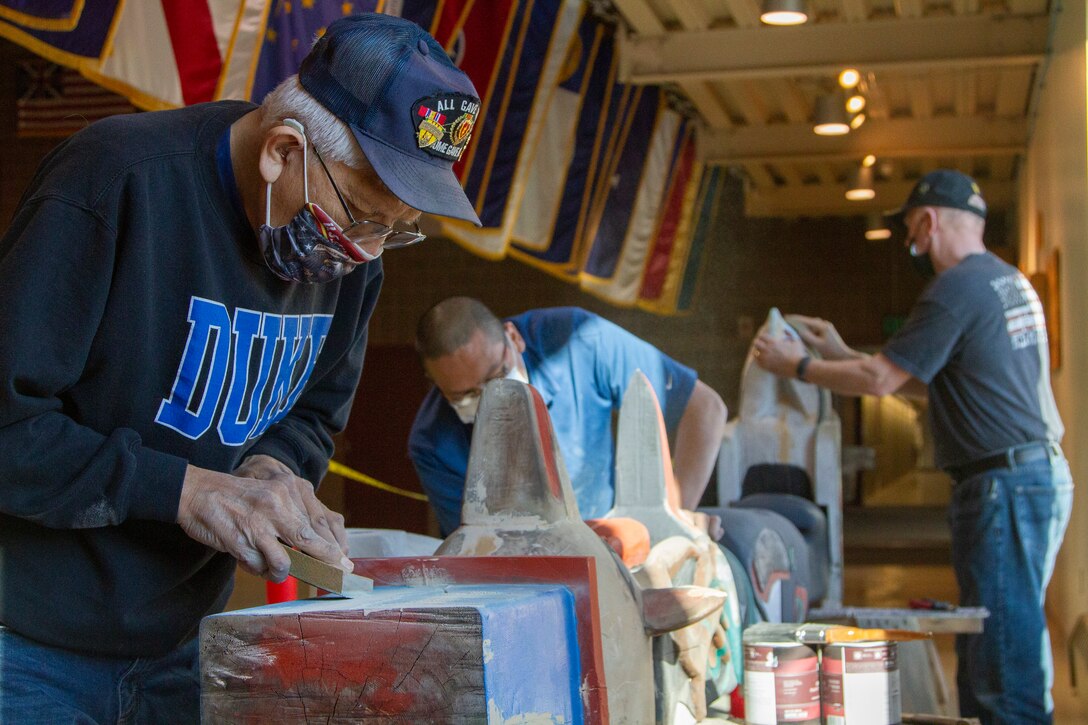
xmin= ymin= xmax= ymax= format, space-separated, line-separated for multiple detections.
xmin=0 ymin=0 xmax=121 ymax=62
xmin=509 ymin=12 xmax=617 ymax=275
xmin=581 ymin=85 xmax=663 ymax=280
xmin=579 ymin=89 xmax=684 ymax=307
xmin=250 ymin=0 xmax=381 ymax=103
xmin=458 ymin=0 xmax=557 ymax=227
xmin=440 ymin=0 xmax=582 ymax=258
xmin=393 ymin=0 xmax=439 ymax=30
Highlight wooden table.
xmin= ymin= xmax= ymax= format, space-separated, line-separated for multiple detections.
xmin=808 ymin=605 xmax=989 ymax=716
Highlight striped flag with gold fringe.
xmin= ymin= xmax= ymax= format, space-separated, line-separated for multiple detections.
xmin=577 ymin=88 xmax=681 ymax=305
xmin=435 ymin=0 xmax=583 ymax=259
xmin=508 ymin=8 xmax=616 ymax=275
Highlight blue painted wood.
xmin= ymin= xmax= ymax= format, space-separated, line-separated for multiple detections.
xmin=480 ymin=584 xmax=583 ymax=722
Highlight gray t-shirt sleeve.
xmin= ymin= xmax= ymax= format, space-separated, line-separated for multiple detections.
xmin=881 ymin=294 xmax=962 ymax=385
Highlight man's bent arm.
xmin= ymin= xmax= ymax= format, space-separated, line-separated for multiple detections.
xmin=672 ymin=379 xmax=728 ymax=510
xmin=803 ymin=352 xmax=915 ymax=398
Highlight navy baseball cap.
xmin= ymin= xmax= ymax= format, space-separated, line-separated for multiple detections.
xmin=299 ymin=13 xmax=482 ymax=226
xmin=885 ymin=169 xmax=987 ymax=227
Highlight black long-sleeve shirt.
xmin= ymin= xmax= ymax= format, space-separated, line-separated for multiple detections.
xmin=0 ymin=101 xmax=382 ymax=657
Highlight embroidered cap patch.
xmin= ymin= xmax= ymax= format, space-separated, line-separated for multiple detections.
xmin=412 ymin=94 xmax=479 ymax=162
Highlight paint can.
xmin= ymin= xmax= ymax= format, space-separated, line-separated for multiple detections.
xmin=820 ymin=642 xmax=901 ymax=725
xmin=742 ymin=641 xmax=821 ymax=725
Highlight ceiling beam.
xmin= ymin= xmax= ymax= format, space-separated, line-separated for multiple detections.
xmin=656 ymin=0 xmax=726 ymax=128
xmin=680 ymin=81 xmax=732 ymax=128
xmin=745 ymin=179 xmax=1014 ymax=217
xmin=841 ymin=0 xmax=868 ymax=22
xmin=722 ymin=0 xmax=760 ymax=28
xmin=663 ymin=0 xmax=711 ymax=31
xmin=701 ymin=116 xmax=1027 ymax=165
xmin=610 ymin=0 xmax=664 ymax=35
xmin=620 ymin=15 xmax=1048 ymax=84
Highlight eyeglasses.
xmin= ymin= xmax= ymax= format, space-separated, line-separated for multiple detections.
xmin=310 ymin=143 xmax=426 ymax=251
xmin=446 ymin=336 xmax=516 ymax=407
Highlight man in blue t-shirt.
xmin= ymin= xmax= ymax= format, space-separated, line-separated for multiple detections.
xmin=752 ymin=170 xmax=1072 ymax=724
xmin=409 ymin=298 xmax=728 ymax=536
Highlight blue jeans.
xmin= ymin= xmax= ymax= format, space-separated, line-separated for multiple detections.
xmin=0 ymin=626 xmax=200 ymax=724
xmin=948 ymin=455 xmax=1073 ymax=724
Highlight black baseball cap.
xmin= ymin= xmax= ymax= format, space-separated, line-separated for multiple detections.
xmin=885 ymin=169 xmax=988 ymax=226
xmin=299 ymin=13 xmax=482 ymax=226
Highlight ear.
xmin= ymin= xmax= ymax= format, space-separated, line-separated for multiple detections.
xmin=504 ymin=321 xmax=526 ymax=353
xmin=920 ymin=207 xmax=940 ymax=237
xmin=257 ymin=123 xmax=306 ymax=185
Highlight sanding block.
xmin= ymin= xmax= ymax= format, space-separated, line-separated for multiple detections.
xmin=281 ymin=543 xmax=373 ymax=597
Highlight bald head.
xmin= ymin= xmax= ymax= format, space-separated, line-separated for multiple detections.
xmin=416 ymin=297 xmax=505 ymax=361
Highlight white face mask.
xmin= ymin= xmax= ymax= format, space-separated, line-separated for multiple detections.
xmin=448 ymin=351 xmax=529 ymax=425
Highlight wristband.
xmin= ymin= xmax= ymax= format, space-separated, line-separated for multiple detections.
xmin=796 ymin=355 xmax=812 ymax=382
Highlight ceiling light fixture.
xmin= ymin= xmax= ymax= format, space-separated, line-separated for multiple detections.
xmin=850 ymin=112 xmax=867 ymax=130
xmin=760 ymin=0 xmax=808 ymax=26
xmin=865 ymin=212 xmax=891 ymax=240
xmin=846 ymin=94 xmax=866 ymax=114
xmin=813 ymin=93 xmax=850 ymax=135
xmin=845 ymin=164 xmax=876 ymax=201
xmin=862 ymin=154 xmax=876 ymax=168
xmin=838 ymin=69 xmax=860 ymax=89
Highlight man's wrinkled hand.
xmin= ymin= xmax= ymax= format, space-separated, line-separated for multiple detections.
xmin=785 ymin=314 xmax=850 ymax=360
xmin=752 ymin=334 xmax=806 ymax=378
xmin=177 ymin=455 xmax=351 ymax=581
xmin=234 ymin=454 xmax=350 ymax=558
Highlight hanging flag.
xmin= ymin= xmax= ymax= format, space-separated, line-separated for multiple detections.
xmin=578 ymin=88 xmax=683 ymax=306
xmin=672 ymin=166 xmax=723 ymax=313
xmin=0 ymin=0 xmax=714 ymax=315
xmin=16 ymin=58 xmax=135 ymax=137
xmin=391 ymin=0 xmax=439 ymax=30
xmin=508 ymin=9 xmax=610 ymax=275
xmin=0 ymin=1 xmax=121 ymax=64
xmin=438 ymin=0 xmax=583 ymax=259
xmin=80 ymin=1 xmax=240 ymax=109
xmin=637 ymin=126 xmax=701 ymax=314
xmin=0 ymin=1 xmax=270 ymax=110
xmin=251 ymin=0 xmax=381 ymax=103
xmin=428 ymin=0 xmax=520 ymax=186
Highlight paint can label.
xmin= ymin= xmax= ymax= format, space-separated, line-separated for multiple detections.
xmin=821 ymin=642 xmax=901 ymax=725
xmin=743 ymin=642 xmax=820 ymax=724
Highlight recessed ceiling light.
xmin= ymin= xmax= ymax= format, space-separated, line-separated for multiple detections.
xmin=761 ymin=0 xmax=808 ymax=26
xmin=846 ymin=165 xmax=876 ymax=200
xmin=813 ymin=94 xmax=850 ymax=136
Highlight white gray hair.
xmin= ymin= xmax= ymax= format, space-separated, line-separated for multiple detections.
xmin=260 ymin=75 xmax=365 ymax=169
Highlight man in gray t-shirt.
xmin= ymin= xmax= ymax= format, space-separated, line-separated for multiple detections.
xmin=753 ymin=170 xmax=1072 ymax=724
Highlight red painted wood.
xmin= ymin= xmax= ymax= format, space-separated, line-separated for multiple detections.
xmin=202 ymin=601 xmax=485 ymax=721
xmin=351 ymin=555 xmax=609 ymax=725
